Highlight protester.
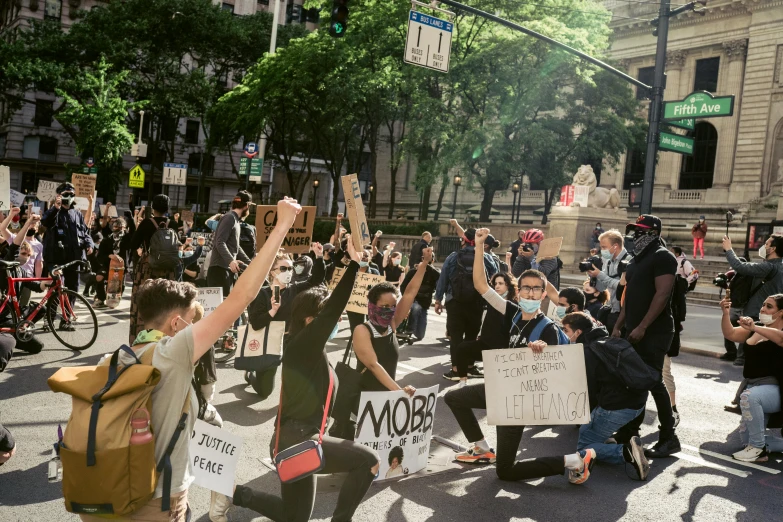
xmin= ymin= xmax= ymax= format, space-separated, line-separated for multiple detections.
xmin=291 ymin=254 xmax=313 ymax=284
xmin=435 ymin=227 xmax=498 ymax=381
xmin=508 ymin=229 xmax=526 ymax=267
xmin=721 ymin=266 xmax=743 ymax=362
xmin=182 ymin=236 xmax=206 ymax=285
xmin=587 ymin=229 xmax=629 ymax=333
xmin=382 ymin=242 xmax=405 ymax=286
xmin=409 ymin=231 xmax=432 ymax=266
xmin=582 ymin=280 xmax=611 ymax=321
xmin=0 ymin=207 xmax=43 ymax=277
xmin=673 ymin=246 xmax=697 ymax=285
xmin=207 ymin=191 xmax=253 ymax=297
xmin=400 ymin=255 xmax=440 ymax=343
xmin=483 ymin=233 xmax=508 ymax=273
xmin=591 ymin=222 xmax=604 ymax=251
xmin=612 ymin=215 xmax=680 ymax=458
xmin=92 ymin=217 xmax=132 ymax=308
xmin=512 ymin=229 xmax=560 ymax=290
xmin=692 ymin=216 xmax=707 ymax=260
xmin=722 ymin=234 xmax=783 ymax=367
xmin=0 ymin=333 xmax=16 ymax=467
xmin=555 ymin=287 xmax=587 ymax=321
xmin=226 ymin=237 xmax=380 ymax=522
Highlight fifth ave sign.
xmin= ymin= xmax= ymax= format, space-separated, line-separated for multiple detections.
xmin=663 ymin=91 xmax=735 ymax=120
xmin=404 ymin=10 xmax=453 ymax=73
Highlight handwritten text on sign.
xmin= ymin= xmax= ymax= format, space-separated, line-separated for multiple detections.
xmin=254 ymin=205 xmax=315 ymax=255
xmin=36 ymin=179 xmax=59 ymax=203
xmin=189 ymin=419 xmax=243 ymax=497
xmin=197 ymin=287 xmax=223 ymax=317
xmin=355 ymin=385 xmax=438 ymax=481
xmin=71 ymin=173 xmax=97 ymax=198
xmin=340 ymin=174 xmax=370 ymax=252
xmin=482 ymin=346 xmax=590 ymax=426
xmin=347 ymin=272 xmax=386 ymax=315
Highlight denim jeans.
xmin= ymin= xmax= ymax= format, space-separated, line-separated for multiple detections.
xmin=406 ymin=301 xmax=428 ymax=340
xmin=578 ymin=407 xmax=645 ymax=465
xmin=739 ymin=384 xmax=783 ymax=451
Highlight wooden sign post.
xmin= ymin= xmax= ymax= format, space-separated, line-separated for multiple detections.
xmin=340 ymin=174 xmax=371 ymax=251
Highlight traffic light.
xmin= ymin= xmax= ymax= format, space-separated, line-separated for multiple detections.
xmin=329 ymin=0 xmax=349 ymax=38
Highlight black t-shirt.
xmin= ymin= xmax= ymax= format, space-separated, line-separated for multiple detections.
xmin=479 ymin=306 xmax=509 ymax=349
xmin=624 ymin=243 xmax=677 ymax=333
xmin=490 ymin=300 xmax=560 ymax=347
xmin=744 ymin=337 xmax=783 ymax=380
xmin=384 ymin=264 xmax=403 ymax=284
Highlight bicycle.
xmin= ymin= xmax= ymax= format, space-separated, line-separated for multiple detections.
xmin=213 ymin=327 xmax=238 ymax=363
xmin=0 ymin=259 xmax=98 ymax=350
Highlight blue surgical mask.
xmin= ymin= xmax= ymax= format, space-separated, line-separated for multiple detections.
xmin=519 ymin=298 xmax=541 ymax=314
xmin=500 ymin=291 xmax=508 ymax=299
xmin=359 ymin=261 xmax=369 ymax=268
xmin=555 ymin=305 xmax=567 ymax=319
xmin=206 ymin=219 xmax=219 ymax=232
xmin=328 ymin=322 xmax=340 ymax=341
xmin=600 ymin=249 xmax=612 ymax=260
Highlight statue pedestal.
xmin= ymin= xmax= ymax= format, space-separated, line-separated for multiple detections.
xmin=548 ymin=205 xmax=632 ymax=266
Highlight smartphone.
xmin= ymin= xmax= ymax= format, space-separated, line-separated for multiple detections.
xmin=725 ymin=288 xmax=731 ymax=300
xmin=274 ymin=286 xmax=280 ymax=303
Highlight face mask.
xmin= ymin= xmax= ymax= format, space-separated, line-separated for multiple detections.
xmin=600 ymin=249 xmax=612 ymax=260
xmin=61 ymin=195 xmax=74 ymax=206
xmin=633 ymin=233 xmax=656 ymax=255
xmin=368 ymin=302 xmax=396 ymax=328
xmin=568 ymin=333 xmax=579 ymax=344
xmin=276 ymin=270 xmax=292 ymax=285
xmin=555 ymin=306 xmax=568 ymax=319
xmin=519 ymin=298 xmax=541 ymax=314
xmin=294 ymin=265 xmax=305 ymax=275
xmin=499 ymin=291 xmax=508 ymax=299
xmin=759 ymin=245 xmax=768 ymax=259
xmin=392 ymin=258 xmax=401 ymax=266
xmin=759 ymin=312 xmax=777 ymax=325
xmin=328 ymin=322 xmax=340 ymax=341
xmin=359 ymin=261 xmax=369 ymax=268
xmin=26 ymin=228 xmax=36 ymax=237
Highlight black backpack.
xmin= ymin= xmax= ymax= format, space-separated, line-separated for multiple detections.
xmin=147 ymin=219 xmax=181 ymax=272
xmin=728 ymin=272 xmax=759 ymax=309
xmin=672 ymin=274 xmax=688 ymax=322
xmin=589 ymin=337 xmax=660 ymax=390
xmin=449 ymin=249 xmax=481 ymax=303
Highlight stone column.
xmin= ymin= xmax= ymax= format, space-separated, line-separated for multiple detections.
xmin=713 ymin=39 xmax=748 ymax=187
xmin=658 ymin=50 xmax=687 ymax=189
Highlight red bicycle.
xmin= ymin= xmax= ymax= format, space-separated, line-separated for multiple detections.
xmin=0 ymin=259 xmax=98 ymax=350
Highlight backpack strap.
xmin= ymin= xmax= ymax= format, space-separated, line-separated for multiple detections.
xmin=155 ymin=389 xmax=191 ymax=512
xmin=529 ymin=316 xmax=552 ymax=344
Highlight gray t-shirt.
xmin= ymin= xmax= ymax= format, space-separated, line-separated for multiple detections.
xmin=102 ymin=326 xmax=198 ymax=498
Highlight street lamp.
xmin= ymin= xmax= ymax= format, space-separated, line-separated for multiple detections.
xmin=452 ymin=175 xmax=462 ymax=219
xmin=511 ymin=182 xmax=520 ymax=224
xmin=312 ymin=179 xmax=320 ymax=209
xmin=368 ymin=184 xmax=374 ymax=217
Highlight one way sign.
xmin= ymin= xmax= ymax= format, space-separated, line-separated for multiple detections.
xmin=404 ymin=11 xmax=452 ymax=73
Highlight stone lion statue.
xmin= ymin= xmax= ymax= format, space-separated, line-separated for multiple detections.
xmin=572 ymin=165 xmax=620 ymax=209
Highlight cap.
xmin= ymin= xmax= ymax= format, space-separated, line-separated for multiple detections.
xmin=323 ymin=243 xmax=335 ymax=252
xmin=233 ymin=191 xmax=252 ymax=206
xmin=463 ymin=228 xmax=476 ymax=241
xmin=56 ymin=182 xmax=76 ymax=195
xmin=626 ymin=214 xmax=662 ymax=234
xmin=699 ymin=215 xmax=705 ymax=220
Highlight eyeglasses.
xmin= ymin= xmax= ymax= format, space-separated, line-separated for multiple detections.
xmin=519 ymin=285 xmax=545 ymax=295
xmin=275 ymin=265 xmax=291 ymax=272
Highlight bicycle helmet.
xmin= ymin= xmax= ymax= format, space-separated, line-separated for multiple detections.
xmin=522 ymin=229 xmax=545 ymax=244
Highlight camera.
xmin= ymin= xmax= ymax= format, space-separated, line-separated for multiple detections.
xmin=521 ymin=243 xmax=535 ymax=253
xmin=617 ymin=259 xmax=629 ymax=276
xmin=713 ymin=273 xmax=729 ymax=290
xmin=579 ymin=255 xmax=602 ymax=273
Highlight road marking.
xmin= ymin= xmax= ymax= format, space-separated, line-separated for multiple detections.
xmin=397 ymin=362 xmax=433 ymax=375
xmin=673 ymin=451 xmax=750 ymax=478
xmin=680 ymin=443 xmax=780 ymax=474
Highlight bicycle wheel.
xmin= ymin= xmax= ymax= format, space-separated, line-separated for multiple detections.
xmin=213 ymin=332 xmax=237 ymax=363
xmin=46 ymin=289 xmax=99 ymax=350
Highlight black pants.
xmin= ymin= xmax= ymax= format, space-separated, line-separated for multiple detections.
xmin=446 ymin=299 xmax=482 ymax=365
xmin=605 ymin=311 xmax=620 ymax=334
xmin=45 ymin=263 xmax=80 ymax=294
xmin=234 ymin=435 xmax=378 ymax=522
xmin=207 ymin=265 xmax=235 ymax=297
xmin=0 ymin=334 xmax=14 ymax=371
xmin=455 ymin=339 xmax=490 ymax=378
xmin=444 ymin=383 xmax=564 ymax=481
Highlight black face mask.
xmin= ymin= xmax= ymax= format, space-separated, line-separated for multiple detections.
xmin=26 ymin=228 xmax=36 ymax=237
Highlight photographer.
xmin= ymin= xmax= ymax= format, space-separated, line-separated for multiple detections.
xmin=512 ymin=229 xmax=560 ymax=290
xmin=714 ymin=269 xmax=742 ymax=361
xmin=587 ymin=229 xmax=628 ymax=333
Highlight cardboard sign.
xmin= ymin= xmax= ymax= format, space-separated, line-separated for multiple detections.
xmin=36 ymin=179 xmax=59 ymax=203
xmin=340 ymin=174 xmax=371 ymax=251
xmin=536 ymin=237 xmax=563 ymax=260
xmin=254 ymin=205 xmax=316 ymax=255
xmin=188 ymin=420 xmax=243 ymax=497
xmin=9 ymin=189 xmax=25 ymax=207
xmin=0 ymin=166 xmax=9 ymax=211
xmin=346 ymin=272 xmax=386 ymax=315
xmin=31 ymin=206 xmax=41 ymax=216
xmin=329 ymin=266 xmax=346 ymax=290
xmin=99 ymin=205 xmax=118 ymax=218
xmin=197 ymin=287 xmax=223 ymax=317
xmin=73 ymin=196 xmax=90 ymax=210
xmin=355 ymin=386 xmax=438 ymax=481
xmin=181 ymin=210 xmax=194 ymax=224
xmin=482 ymin=346 xmax=590 ymax=426
xmin=72 ymin=173 xmax=97 ymax=198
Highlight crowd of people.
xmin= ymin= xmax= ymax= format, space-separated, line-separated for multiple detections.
xmin=3 ymin=189 xmax=783 ymax=522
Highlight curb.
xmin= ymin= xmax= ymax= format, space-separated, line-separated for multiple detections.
xmin=680 ymin=343 xmax=723 ymax=359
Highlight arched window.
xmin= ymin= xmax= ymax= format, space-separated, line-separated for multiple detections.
xmin=679 ymin=122 xmax=717 ymax=190
xmin=623 ymin=147 xmax=645 ymax=190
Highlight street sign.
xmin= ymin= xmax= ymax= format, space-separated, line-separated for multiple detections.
xmin=244 ymin=142 xmax=258 ymax=158
xmin=663 ymin=91 xmax=735 ymax=121
xmin=81 ymin=166 xmax=98 ymax=174
xmin=666 ymin=118 xmax=694 ymax=130
xmin=86 ymin=157 xmax=94 ymax=168
xmin=659 ymin=131 xmax=694 ymax=155
xmin=163 ymin=162 xmax=187 ymax=186
xmin=404 ymin=10 xmax=453 ymax=73
xmin=239 ymin=157 xmax=263 ymax=177
xmin=129 ymin=165 xmax=145 ymax=188
xmin=131 ymin=142 xmax=148 ymax=158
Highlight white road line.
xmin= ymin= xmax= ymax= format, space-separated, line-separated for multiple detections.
xmin=680 ymin=443 xmax=780 ymax=474
xmin=672 ymin=451 xmax=750 ymax=478
xmin=397 ymin=362 xmax=433 ymax=375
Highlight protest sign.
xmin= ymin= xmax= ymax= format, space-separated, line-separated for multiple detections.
xmin=329 ymin=266 xmax=346 ymax=290
xmin=346 ymin=272 xmax=386 ymax=314
xmin=536 ymin=237 xmax=563 ymax=260
xmin=99 ymin=205 xmax=118 ymax=218
xmin=255 ymin=205 xmax=316 ymax=254
xmin=197 ymin=287 xmax=223 ymax=317
xmin=10 ymin=189 xmax=25 ymax=207
xmin=181 ymin=209 xmax=194 ymax=224
xmin=340 ymin=174 xmax=371 ymax=251
xmin=573 ymin=185 xmax=589 ymax=207
xmin=31 ymin=206 xmax=41 ymax=216
xmin=36 ymin=179 xmax=59 ymax=203
xmin=189 ymin=420 xmax=243 ymax=497
xmin=482 ymin=346 xmax=590 ymax=426
xmin=0 ymin=166 xmax=9 ymax=210
xmin=355 ymin=385 xmax=438 ymax=481
xmin=72 ymin=173 xmax=97 ymax=198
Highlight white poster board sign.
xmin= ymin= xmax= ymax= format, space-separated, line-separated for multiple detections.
xmin=0 ymin=166 xmax=10 ymax=211
xmin=573 ymin=185 xmax=590 ymax=208
xmin=197 ymin=287 xmax=223 ymax=317
xmin=37 ymin=179 xmax=59 ymax=204
xmin=100 ymin=204 xmax=118 ymax=218
xmin=355 ymin=385 xmax=438 ymax=481
xmin=482 ymin=346 xmax=590 ymax=426
xmin=189 ymin=419 xmax=243 ymax=497
xmin=9 ymin=189 xmax=25 ymax=207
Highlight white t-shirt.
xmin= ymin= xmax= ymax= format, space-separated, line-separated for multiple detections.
xmin=102 ymin=326 xmax=198 ymax=498
xmin=7 ymin=234 xmax=42 ymax=276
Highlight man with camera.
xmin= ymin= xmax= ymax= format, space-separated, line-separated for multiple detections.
xmin=512 ymin=229 xmax=560 ymax=290
xmin=586 ymin=229 xmax=629 ymax=334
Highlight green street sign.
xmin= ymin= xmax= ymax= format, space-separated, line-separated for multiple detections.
xmin=666 ymin=118 xmax=694 ymax=130
xmin=659 ymin=131 xmax=694 ymax=155
xmin=239 ymin=157 xmax=262 ymax=177
xmin=82 ymin=166 xmax=98 ymax=174
xmin=663 ymin=91 xmax=735 ymax=120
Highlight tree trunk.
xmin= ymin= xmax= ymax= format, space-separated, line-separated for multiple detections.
xmin=420 ymin=185 xmax=431 ymax=220
xmin=368 ymin=125 xmax=378 ymax=219
xmin=541 ymin=187 xmax=560 ymax=225
xmin=480 ymin=186 xmax=495 ymax=222
xmin=433 ymin=181 xmax=447 ymax=221
xmin=330 ymin=175 xmax=340 ymax=216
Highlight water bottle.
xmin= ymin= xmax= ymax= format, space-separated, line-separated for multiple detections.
xmin=47 ymin=446 xmax=61 ymax=482
xmin=130 ymin=409 xmax=153 ymax=445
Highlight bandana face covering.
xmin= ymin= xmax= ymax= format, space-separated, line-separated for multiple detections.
xmin=633 ymin=234 xmax=657 ymax=256
xmin=368 ymin=302 xmax=396 ymax=329
xmin=133 ymin=329 xmax=166 ymax=346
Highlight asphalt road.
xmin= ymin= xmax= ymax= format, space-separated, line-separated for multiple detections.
xmin=1 ymin=295 xmax=782 ymax=522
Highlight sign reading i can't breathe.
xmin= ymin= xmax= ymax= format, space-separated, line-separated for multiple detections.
xmin=189 ymin=419 xmax=243 ymax=497
xmin=482 ymin=346 xmax=591 ymax=426
xmin=254 ymin=205 xmax=316 ymax=255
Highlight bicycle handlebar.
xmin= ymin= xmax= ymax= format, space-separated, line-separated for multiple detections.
xmin=51 ymin=260 xmax=91 ymax=275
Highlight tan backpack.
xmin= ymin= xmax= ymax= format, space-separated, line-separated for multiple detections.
xmin=48 ymin=345 xmax=190 ymax=517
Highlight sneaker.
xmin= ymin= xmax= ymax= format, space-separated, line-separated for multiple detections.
xmin=733 ymin=357 xmax=745 ymax=367
xmin=467 ymin=366 xmax=484 ymax=379
xmin=209 ymin=490 xmax=233 ymax=522
xmin=443 ymin=369 xmax=461 ymax=381
xmin=93 ymin=300 xmax=106 ymax=309
xmin=644 ymin=436 xmax=681 ymax=458
xmin=732 ymin=445 xmax=768 ymax=463
xmin=455 ymin=445 xmax=496 ymax=464
xmin=58 ymin=321 xmax=76 ymax=332
xmin=568 ymin=449 xmax=596 ymax=485
xmin=672 ymin=411 xmax=681 ymax=428
xmin=719 ymin=352 xmax=737 ymax=362
xmin=623 ymin=436 xmax=650 ymax=481
xmin=203 ymin=404 xmax=224 ymax=428
xmin=244 ymin=371 xmax=253 ymax=384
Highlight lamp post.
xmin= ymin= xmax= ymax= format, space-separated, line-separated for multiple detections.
xmin=511 ymin=182 xmax=520 ymax=224
xmin=368 ymin=184 xmax=374 ymax=217
xmin=312 ymin=179 xmax=320 ymax=210
xmin=451 ymin=175 xmax=462 ymax=219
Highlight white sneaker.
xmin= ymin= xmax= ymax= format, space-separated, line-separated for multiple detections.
xmin=209 ymin=490 xmax=233 ymax=522
xmin=204 ymin=404 xmax=224 ymax=428
xmin=732 ymin=445 xmax=768 ymax=462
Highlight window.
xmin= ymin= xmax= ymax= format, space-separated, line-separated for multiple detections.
xmin=34 ymin=100 xmax=54 ymax=127
xmin=679 ymin=122 xmax=717 ymax=189
xmin=624 ymin=147 xmax=646 ymax=189
xmin=222 ymin=3 xmax=235 ymax=13
xmin=161 ymin=117 xmax=178 ymax=142
xmin=694 ymin=57 xmax=720 ymax=93
xmin=23 ymin=136 xmax=58 ymax=161
xmin=44 ymin=0 xmax=62 ymax=21
xmin=188 ymin=152 xmax=214 ymax=176
xmin=258 ymin=0 xmax=270 ymax=6
xmin=636 ymin=67 xmax=654 ymax=100
xmin=21 ymin=172 xmax=39 ymax=195
xmin=185 ymin=120 xmax=200 ymax=144
xmin=0 ymin=134 xmax=6 ymax=158
xmin=186 ymin=185 xmax=210 ymax=212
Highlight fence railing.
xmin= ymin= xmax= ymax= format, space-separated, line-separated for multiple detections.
xmin=665 ymin=190 xmax=706 ymax=203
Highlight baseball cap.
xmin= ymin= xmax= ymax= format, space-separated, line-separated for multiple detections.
xmin=626 ymin=214 xmax=662 ymax=235
xmin=233 ymin=191 xmax=252 ymax=206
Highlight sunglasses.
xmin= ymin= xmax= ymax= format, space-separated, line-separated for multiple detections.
xmin=61 ymin=192 xmax=75 ymax=198
xmin=275 ymin=265 xmax=292 ymax=272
